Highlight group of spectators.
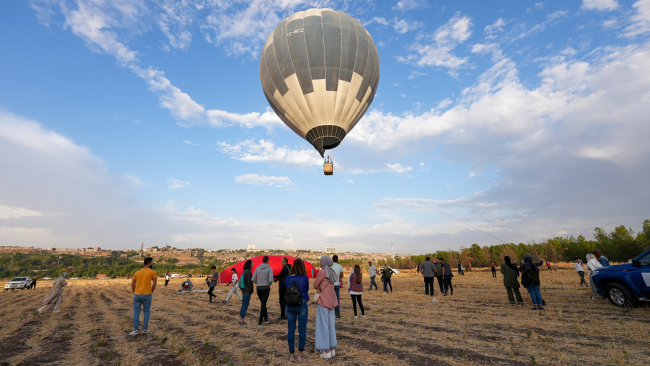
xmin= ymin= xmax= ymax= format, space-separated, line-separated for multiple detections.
xmin=419 ymin=257 xmax=454 ymax=297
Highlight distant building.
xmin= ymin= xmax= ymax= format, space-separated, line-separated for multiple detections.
xmin=325 ymin=247 xmax=336 ymax=254
xmin=247 ymin=244 xmax=256 ymax=252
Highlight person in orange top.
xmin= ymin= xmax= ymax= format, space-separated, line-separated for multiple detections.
xmin=130 ymin=257 xmax=157 ymax=336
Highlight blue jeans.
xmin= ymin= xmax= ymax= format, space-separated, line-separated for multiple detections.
xmin=334 ymin=285 xmax=340 ymax=316
xmin=240 ymin=292 xmax=252 ymax=319
xmin=133 ymin=294 xmax=152 ymax=331
xmin=286 ymin=302 xmax=308 ymax=353
xmin=526 ymin=285 xmax=543 ymax=306
xmin=315 ymin=305 xmax=337 ymax=351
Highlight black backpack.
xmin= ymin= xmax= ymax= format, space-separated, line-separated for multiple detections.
xmin=285 ymin=275 xmax=303 ymax=307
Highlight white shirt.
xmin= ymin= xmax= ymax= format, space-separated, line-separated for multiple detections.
xmin=368 ymin=265 xmax=377 ymax=277
xmin=574 ymin=262 xmax=584 ymax=272
xmin=165 ymin=275 xmax=170 ymax=280
xmin=231 ymin=273 xmax=239 ymax=286
xmin=331 ymin=262 xmax=343 ymax=286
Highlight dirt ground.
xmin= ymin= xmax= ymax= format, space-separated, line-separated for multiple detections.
xmin=0 ymin=268 xmax=648 ymax=366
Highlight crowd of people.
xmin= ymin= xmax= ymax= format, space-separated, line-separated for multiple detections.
xmin=32 ymin=249 xmax=614 ymax=360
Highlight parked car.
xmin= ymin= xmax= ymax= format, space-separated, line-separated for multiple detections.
xmin=4 ymin=277 xmax=33 ymax=290
xmin=43 ymin=277 xmax=53 ymax=280
xmin=70 ymin=277 xmax=79 ymax=280
xmin=591 ymin=249 xmax=650 ymax=307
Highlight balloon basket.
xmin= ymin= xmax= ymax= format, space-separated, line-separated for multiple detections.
xmin=324 ymin=163 xmax=333 ymax=175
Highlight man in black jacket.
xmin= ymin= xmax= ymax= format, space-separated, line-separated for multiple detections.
xmin=439 ymin=258 xmax=453 ymax=296
xmin=273 ymin=257 xmax=291 ymax=320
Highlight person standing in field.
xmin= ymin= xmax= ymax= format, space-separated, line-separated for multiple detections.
xmin=207 ymin=266 xmax=219 ymax=304
xmin=239 ymin=260 xmax=254 ymax=325
xmin=545 ymin=260 xmax=552 ymax=271
xmin=381 ymin=264 xmax=395 ymax=294
xmin=347 ymin=265 xmax=365 ymax=318
xmin=573 ymin=257 xmax=588 ymax=287
xmin=311 ymin=267 xmax=315 ymax=279
xmin=223 ymin=268 xmax=243 ymax=304
xmin=519 ymin=256 xmax=545 ymax=310
xmin=273 ymin=257 xmax=291 ymax=320
xmin=593 ymin=251 xmax=610 ymax=266
xmin=585 ymin=253 xmax=603 ymax=299
xmin=31 ymin=276 xmax=37 ymax=289
xmin=368 ymin=261 xmax=378 ymax=291
xmin=500 ymin=256 xmax=524 ymax=305
xmin=252 ymin=256 xmax=274 ymax=326
xmin=420 ymin=257 xmax=436 ymax=296
xmin=434 ymin=258 xmax=444 ymax=294
xmin=38 ymin=272 xmax=68 ymax=313
xmin=164 ymin=272 xmax=170 ymax=286
xmin=285 ymin=258 xmax=309 ymax=361
xmin=439 ymin=258 xmax=453 ymax=296
xmin=130 ymin=257 xmax=157 ymax=335
xmin=458 ymin=261 xmax=464 ymax=276
xmin=331 ymin=255 xmax=344 ymax=319
xmin=491 ymin=262 xmax=497 ymax=278
xmin=467 ymin=263 xmax=472 ymax=272
xmin=314 ymin=255 xmax=339 ymax=359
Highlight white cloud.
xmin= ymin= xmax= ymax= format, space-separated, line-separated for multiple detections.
xmin=484 ymin=18 xmax=506 ymax=34
xmin=168 ymin=178 xmax=189 ymax=189
xmin=125 ymin=175 xmax=146 ymax=187
xmin=216 ymin=139 xmax=322 ymax=168
xmin=348 ymin=41 xmax=650 ymax=228
xmin=235 ymin=173 xmax=294 ymax=188
xmin=393 ymin=0 xmax=428 ymax=12
xmin=408 ymin=70 xmax=427 ymax=79
xmin=582 ymin=0 xmax=619 ymax=11
xmin=625 ymin=0 xmax=650 ymax=36
xmin=31 ymin=0 xmax=284 ymax=131
xmin=366 ymin=17 xmax=390 ymax=26
xmin=182 ymin=140 xmax=198 ymax=145
xmin=0 ymin=204 xmax=45 ymax=220
xmin=393 ymin=19 xmax=423 ymax=34
xmin=397 ymin=13 xmax=472 ymax=69
xmin=512 ymin=10 xmax=570 ymax=41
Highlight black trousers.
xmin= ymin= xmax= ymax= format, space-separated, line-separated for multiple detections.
xmin=424 ymin=277 xmax=434 ymax=295
xmin=443 ymin=275 xmax=453 ymax=295
xmin=257 ymin=287 xmax=270 ymax=324
xmin=279 ymin=286 xmax=287 ymax=318
xmin=164 ymin=280 xmax=169 ymax=286
xmin=491 ymin=268 xmax=497 ymax=278
xmin=31 ymin=282 xmax=37 ymax=289
xmin=351 ymin=294 xmax=364 ymax=316
xmin=208 ymin=286 xmax=216 ymax=302
xmin=436 ymin=276 xmax=444 ymax=293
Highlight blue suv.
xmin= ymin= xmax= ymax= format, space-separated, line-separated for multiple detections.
xmin=591 ymin=249 xmax=650 ymax=307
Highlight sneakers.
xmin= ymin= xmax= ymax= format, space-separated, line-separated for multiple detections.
xmin=141 ymin=328 xmax=149 ymax=334
xmin=331 ymin=349 xmax=336 ymax=357
xmin=222 ymin=300 xmax=228 ymax=304
xmin=354 ymin=316 xmax=358 ymax=319
xmin=320 ymin=351 xmax=332 ymax=359
xmin=362 ymin=315 xmax=365 ymax=318
xmin=238 ymin=321 xmax=247 ymax=326
xmin=128 ymin=330 xmax=139 ymax=336
xmin=335 ymin=315 xmax=341 ymax=319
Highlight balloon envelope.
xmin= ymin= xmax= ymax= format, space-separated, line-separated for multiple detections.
xmin=218 ymin=255 xmax=320 ymax=284
xmin=260 ymin=8 xmax=380 ymax=157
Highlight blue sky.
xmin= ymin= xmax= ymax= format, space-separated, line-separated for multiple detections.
xmin=1 ymin=0 xmax=649 ymax=253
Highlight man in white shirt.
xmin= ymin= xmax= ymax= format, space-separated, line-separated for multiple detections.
xmin=368 ymin=261 xmax=378 ymax=290
xmin=573 ymin=257 xmax=587 ymax=287
xmin=331 ymin=255 xmax=344 ymax=318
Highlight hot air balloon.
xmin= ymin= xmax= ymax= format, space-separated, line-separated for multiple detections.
xmin=259 ymin=8 xmax=380 ymax=174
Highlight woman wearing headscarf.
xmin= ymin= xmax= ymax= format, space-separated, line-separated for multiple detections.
xmin=585 ymin=253 xmax=603 ymax=299
xmin=347 ymin=265 xmax=365 ymax=318
xmin=519 ymin=256 xmax=545 ymax=310
xmin=313 ymin=255 xmax=339 ymax=359
xmin=500 ymin=256 xmax=523 ymax=305
xmin=38 ymin=272 xmax=68 ymax=313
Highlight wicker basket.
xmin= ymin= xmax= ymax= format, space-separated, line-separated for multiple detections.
xmin=323 ymin=163 xmax=333 ymax=175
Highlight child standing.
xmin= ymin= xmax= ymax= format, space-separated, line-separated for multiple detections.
xmin=573 ymin=257 xmax=587 ymax=287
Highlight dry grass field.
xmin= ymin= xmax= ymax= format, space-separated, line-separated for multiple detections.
xmin=0 ymin=268 xmax=648 ymax=366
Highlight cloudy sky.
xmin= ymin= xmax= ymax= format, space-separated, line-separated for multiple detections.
xmin=1 ymin=0 xmax=649 ymax=253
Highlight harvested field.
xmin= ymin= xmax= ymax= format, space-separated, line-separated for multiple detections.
xmin=0 ymin=269 xmax=648 ymax=365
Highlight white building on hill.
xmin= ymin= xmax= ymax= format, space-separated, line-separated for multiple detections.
xmin=247 ymin=244 xmax=256 ymax=252
xmin=325 ymin=246 xmax=336 ymax=254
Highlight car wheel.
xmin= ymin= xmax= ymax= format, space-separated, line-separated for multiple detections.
xmin=605 ymin=283 xmax=638 ymax=308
